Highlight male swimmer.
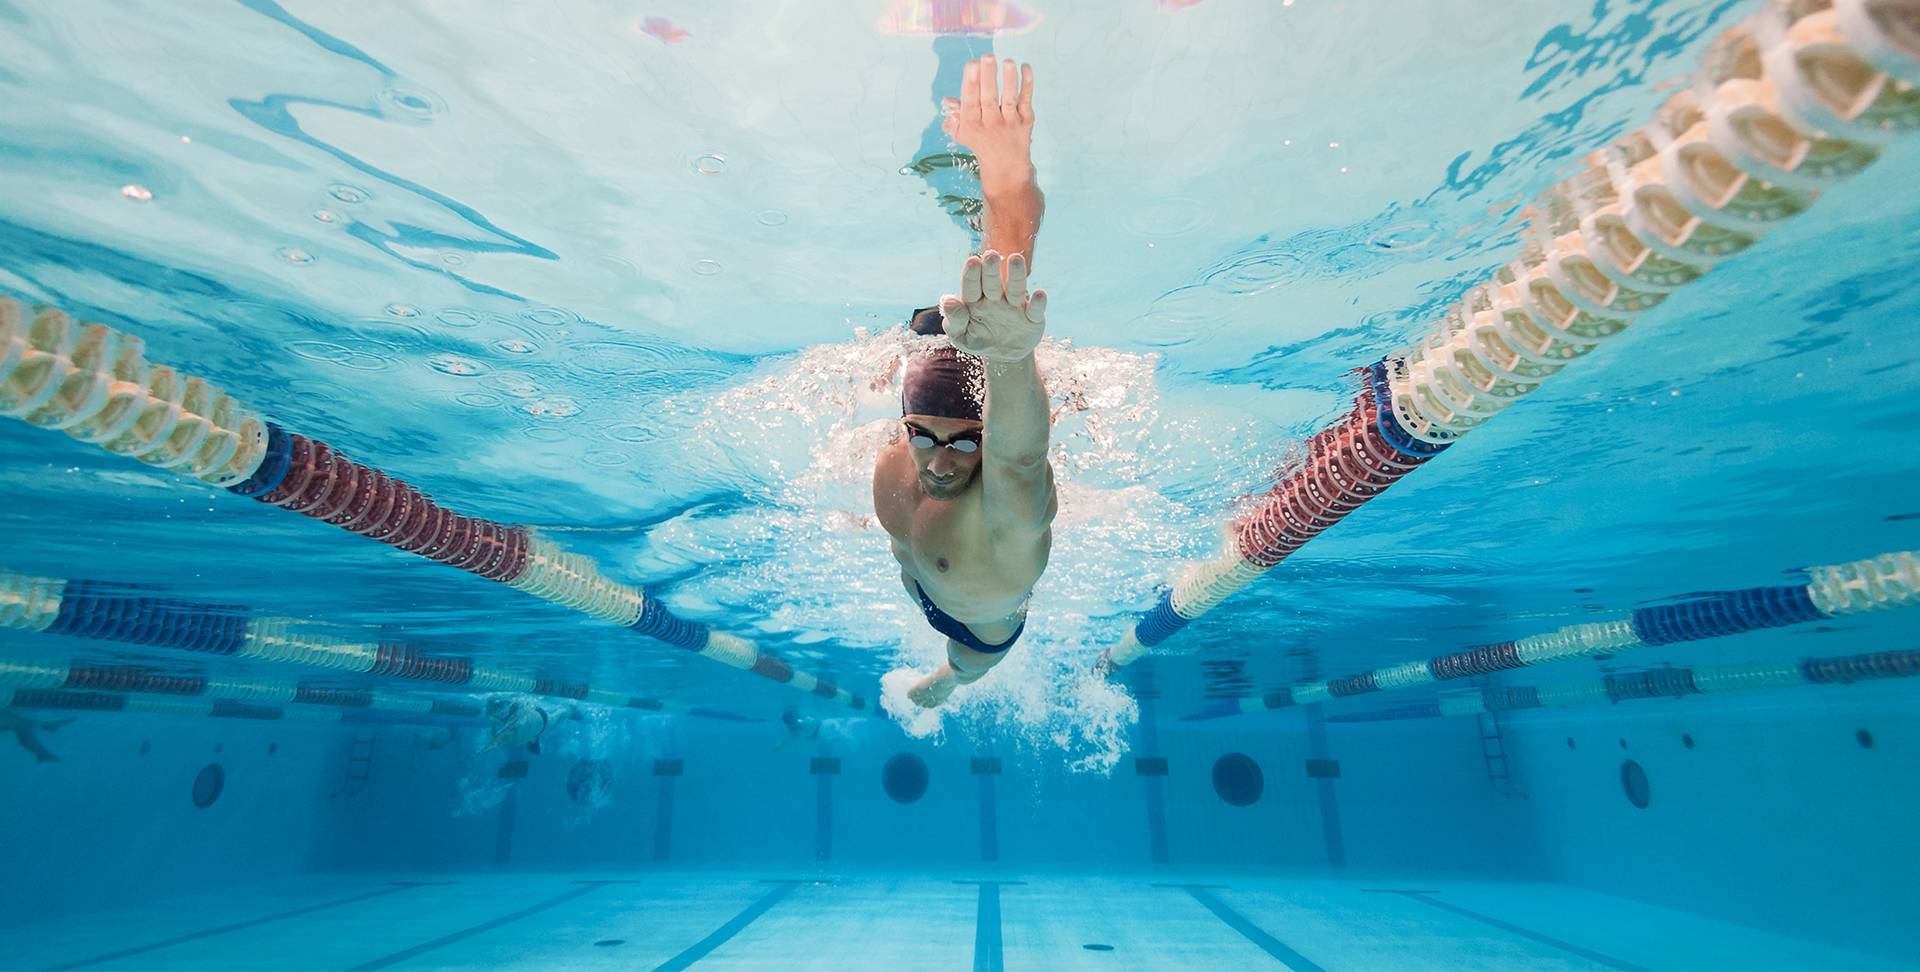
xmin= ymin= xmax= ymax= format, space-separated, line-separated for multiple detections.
xmin=0 ymin=709 xmax=71 ymax=763
xmin=483 ymin=696 xmax=577 ymax=755
xmin=876 ymin=56 xmax=1054 ymax=709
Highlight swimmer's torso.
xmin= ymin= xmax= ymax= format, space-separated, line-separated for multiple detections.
xmin=873 ymin=439 xmax=1050 ymax=626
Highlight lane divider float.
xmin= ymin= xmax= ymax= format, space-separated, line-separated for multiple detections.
xmin=0 ymin=300 xmax=864 ymax=710
xmin=1323 ymin=646 xmax=1920 ymax=723
xmin=1203 ymin=548 xmax=1917 ymax=717
xmin=1098 ymin=0 xmax=1920 ymax=672
xmin=0 ymin=566 xmax=754 ymax=719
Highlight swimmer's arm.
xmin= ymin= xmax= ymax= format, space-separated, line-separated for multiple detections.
xmin=982 ymin=172 xmax=1044 ymax=268
xmin=981 ymin=356 xmax=1057 ymax=535
xmin=873 ymin=443 xmax=915 ymax=539
xmin=948 ymin=56 xmax=1044 ymax=265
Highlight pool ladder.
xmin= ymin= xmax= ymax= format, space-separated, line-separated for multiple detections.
xmin=1476 ymin=710 xmax=1524 ymax=799
xmin=333 ymin=727 xmax=376 ymax=798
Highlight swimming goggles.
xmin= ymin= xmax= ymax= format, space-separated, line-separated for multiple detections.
xmin=904 ymin=422 xmax=980 ymax=453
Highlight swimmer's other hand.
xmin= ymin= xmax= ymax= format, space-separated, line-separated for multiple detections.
xmin=941 ymin=250 xmax=1046 ymax=364
xmin=942 ymin=55 xmax=1036 ymax=192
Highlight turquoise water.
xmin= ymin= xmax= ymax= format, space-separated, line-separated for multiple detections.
xmin=2 ymin=0 xmax=1918 ymax=968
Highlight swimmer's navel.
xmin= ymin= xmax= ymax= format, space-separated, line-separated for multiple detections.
xmin=936 ymin=557 xmax=949 ymax=572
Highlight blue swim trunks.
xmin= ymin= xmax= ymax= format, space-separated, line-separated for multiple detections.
xmin=913 ymin=580 xmax=1025 ymax=654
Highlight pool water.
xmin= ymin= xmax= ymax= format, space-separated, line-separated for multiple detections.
xmin=2 ymin=0 xmax=1918 ymax=968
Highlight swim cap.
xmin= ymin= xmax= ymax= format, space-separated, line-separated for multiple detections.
xmin=902 ymin=346 xmax=984 ymax=420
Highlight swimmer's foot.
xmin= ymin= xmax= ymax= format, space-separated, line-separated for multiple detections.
xmin=906 ymin=665 xmax=960 ymax=708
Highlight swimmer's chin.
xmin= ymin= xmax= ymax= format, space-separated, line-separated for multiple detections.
xmin=920 ymin=475 xmax=970 ymax=500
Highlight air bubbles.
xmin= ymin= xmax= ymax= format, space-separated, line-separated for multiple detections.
xmin=312 ymin=209 xmax=341 ymax=224
xmin=385 ymin=303 xmax=422 ymax=319
xmin=276 ymin=246 xmax=315 ymax=266
xmin=455 ymin=391 xmax=502 ymax=408
xmin=524 ymin=306 xmax=576 ymax=327
xmin=693 ymin=259 xmax=722 ymax=276
xmin=440 ymin=252 xmax=467 ymax=267
xmin=584 ymin=450 xmax=632 ymax=467
xmin=428 ymin=354 xmax=488 ymax=377
xmin=756 ymin=209 xmax=790 ymax=226
xmin=493 ymin=338 xmax=539 ymax=355
xmin=524 ymin=397 xmax=582 ymax=418
xmin=328 ymin=184 xmax=369 ymax=204
xmin=120 ymin=184 xmax=153 ymax=202
xmin=692 ymin=153 xmax=728 ymax=174
xmin=434 ymin=308 xmax=481 ymax=329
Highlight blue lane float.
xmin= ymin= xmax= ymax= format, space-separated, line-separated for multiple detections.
xmin=1325 ymin=649 xmax=1920 ymax=723
xmin=1197 ymin=549 xmax=1917 ymax=719
xmin=0 ymin=566 xmax=760 ymax=721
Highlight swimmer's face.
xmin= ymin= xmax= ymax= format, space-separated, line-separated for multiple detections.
xmin=904 ymin=414 xmax=984 ymax=500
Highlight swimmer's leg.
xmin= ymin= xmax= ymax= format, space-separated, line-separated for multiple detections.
xmin=907 ymin=638 xmax=1010 ymax=708
xmin=13 ymin=728 xmax=60 ymax=763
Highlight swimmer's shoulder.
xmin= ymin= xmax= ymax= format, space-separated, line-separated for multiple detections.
xmin=871 ymin=438 xmax=916 ymax=539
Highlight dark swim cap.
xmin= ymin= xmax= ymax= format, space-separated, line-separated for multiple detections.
xmin=902 ymin=304 xmax=984 ymax=420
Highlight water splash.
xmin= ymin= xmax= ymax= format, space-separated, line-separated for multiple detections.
xmin=657 ymin=328 xmax=1285 ymax=770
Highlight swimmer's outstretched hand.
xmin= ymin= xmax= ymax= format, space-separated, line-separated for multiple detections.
xmin=941 ymin=250 xmax=1047 ymax=364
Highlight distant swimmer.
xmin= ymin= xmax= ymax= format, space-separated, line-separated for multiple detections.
xmin=0 ymin=709 xmax=72 ymax=763
xmin=483 ymin=696 xmax=577 ymax=755
xmin=774 ymin=708 xmax=821 ymax=750
xmin=876 ymin=56 xmax=1055 ymax=709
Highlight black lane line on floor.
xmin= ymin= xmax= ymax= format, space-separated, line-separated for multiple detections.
xmin=1382 ymin=891 xmax=1646 ymax=971
xmin=1303 ymin=704 xmax=1347 ymax=867
xmin=653 ymin=775 xmax=677 ymax=861
xmin=1138 ymin=698 xmax=1170 ymax=865
xmin=349 ymin=881 xmax=611 ymax=971
xmin=43 ymin=883 xmax=435 ymax=971
xmin=977 ymin=773 xmax=999 ymax=862
xmin=492 ymin=786 xmax=518 ymax=864
xmin=653 ymin=880 xmax=805 ymax=972
xmin=814 ymin=773 xmax=833 ymax=861
xmin=955 ymin=882 xmax=1025 ymax=972
xmin=1174 ymin=885 xmax=1324 ymax=971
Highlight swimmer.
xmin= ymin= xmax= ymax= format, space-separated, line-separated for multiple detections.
xmin=0 ymin=709 xmax=71 ymax=763
xmin=483 ymin=696 xmax=576 ymax=755
xmin=774 ymin=708 xmax=822 ymax=750
xmin=877 ymin=56 xmax=1055 ymax=709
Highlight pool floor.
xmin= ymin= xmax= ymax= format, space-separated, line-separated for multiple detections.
xmin=2 ymin=870 xmax=1892 ymax=971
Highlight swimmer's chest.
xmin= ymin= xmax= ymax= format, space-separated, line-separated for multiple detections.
xmin=906 ymin=488 xmax=992 ymax=581
xmin=905 ymin=487 xmax=1041 ymax=614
